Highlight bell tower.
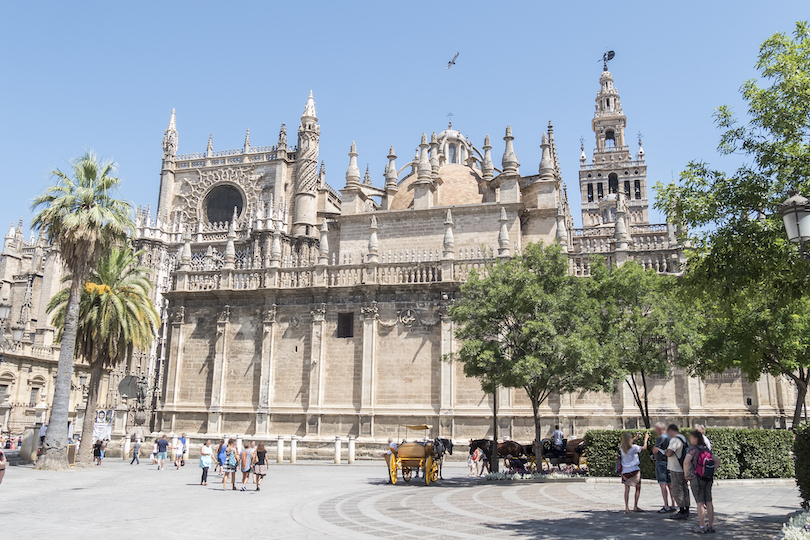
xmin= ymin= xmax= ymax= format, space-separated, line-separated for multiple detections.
xmin=292 ymin=91 xmax=320 ymax=237
xmin=578 ymin=68 xmax=649 ymax=227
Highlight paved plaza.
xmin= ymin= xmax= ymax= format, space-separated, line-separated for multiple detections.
xmin=0 ymin=460 xmax=801 ymax=539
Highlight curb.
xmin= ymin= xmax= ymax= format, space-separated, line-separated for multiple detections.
xmin=585 ymin=477 xmax=795 ymax=486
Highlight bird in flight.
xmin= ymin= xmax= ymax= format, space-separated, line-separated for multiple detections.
xmin=446 ymin=52 xmax=459 ymax=69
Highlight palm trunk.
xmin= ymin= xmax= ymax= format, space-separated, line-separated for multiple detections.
xmin=77 ymin=364 xmax=103 ymax=466
xmin=36 ymin=273 xmax=83 ymax=470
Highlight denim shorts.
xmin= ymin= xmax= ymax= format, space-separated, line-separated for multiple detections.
xmin=655 ymin=460 xmax=671 ymax=484
xmin=157 ymin=451 xmax=167 ymax=460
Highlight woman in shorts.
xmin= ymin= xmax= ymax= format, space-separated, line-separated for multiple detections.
xmin=619 ymin=431 xmax=649 ymax=514
xmin=252 ymin=442 xmax=268 ymax=491
xmin=684 ymin=430 xmax=715 ymax=534
xmin=221 ymin=439 xmax=238 ymax=491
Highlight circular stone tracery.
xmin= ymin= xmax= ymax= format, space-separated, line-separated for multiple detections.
xmin=204 ymin=184 xmax=244 ymax=224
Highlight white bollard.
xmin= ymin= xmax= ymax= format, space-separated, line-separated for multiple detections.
xmin=334 ymin=436 xmax=341 ymax=464
xmin=290 ymin=436 xmax=297 ymax=464
xmin=277 ymin=435 xmax=284 ymax=464
xmin=348 ymin=436 xmax=356 ymax=464
xmin=236 ymin=436 xmax=243 ymax=453
xmin=123 ymin=437 xmax=131 ymax=461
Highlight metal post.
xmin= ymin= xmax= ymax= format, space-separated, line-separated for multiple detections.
xmin=334 ymin=436 xmax=341 ymax=464
xmin=236 ymin=435 xmax=243 ymax=453
xmin=348 ymin=436 xmax=356 ymax=464
xmin=290 ymin=436 xmax=297 ymax=464
xmin=276 ymin=435 xmax=284 ymax=464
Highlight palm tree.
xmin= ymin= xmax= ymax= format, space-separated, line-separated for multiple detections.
xmin=31 ymin=152 xmax=132 ymax=469
xmin=47 ymin=246 xmax=160 ymax=465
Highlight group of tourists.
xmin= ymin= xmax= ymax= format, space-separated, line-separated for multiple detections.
xmin=205 ymin=438 xmax=269 ymax=491
xmin=145 ymin=433 xmax=188 ymax=470
xmin=619 ymin=423 xmax=717 ymax=534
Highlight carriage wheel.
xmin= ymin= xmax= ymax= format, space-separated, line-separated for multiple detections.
xmin=403 ymin=467 xmax=412 ymax=482
xmin=424 ymin=456 xmax=433 ymax=486
xmin=389 ymin=455 xmax=398 ymax=485
xmin=430 ymin=458 xmax=440 ymax=482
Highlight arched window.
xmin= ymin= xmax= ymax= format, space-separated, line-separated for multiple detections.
xmin=608 ymin=173 xmax=619 ymax=194
xmin=634 ymin=180 xmax=641 ymax=199
xmin=605 ymin=130 xmax=616 ymax=147
xmin=587 ymin=184 xmax=594 ymax=203
xmin=448 ymin=144 xmax=457 ymax=164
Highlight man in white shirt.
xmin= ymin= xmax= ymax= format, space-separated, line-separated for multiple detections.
xmin=552 ymin=425 xmax=565 ymax=451
xmin=665 ymin=424 xmax=691 ymax=520
xmin=694 ymin=424 xmax=711 ymax=450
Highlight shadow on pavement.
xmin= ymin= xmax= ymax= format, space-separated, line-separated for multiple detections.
xmin=483 ymin=510 xmax=786 ymax=540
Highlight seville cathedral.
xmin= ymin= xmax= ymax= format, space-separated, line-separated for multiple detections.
xmin=0 ymin=69 xmax=796 ymax=442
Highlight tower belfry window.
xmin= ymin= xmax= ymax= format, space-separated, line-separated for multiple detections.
xmin=608 ymin=173 xmax=618 ymax=194
xmin=597 ymin=183 xmax=604 ymax=201
xmin=624 ymin=181 xmax=631 ymax=198
xmin=634 ymin=180 xmax=641 ymax=200
xmin=448 ymin=143 xmax=457 ymax=164
xmin=605 ymin=130 xmax=616 ymax=148
xmin=587 ymin=184 xmax=594 ymax=203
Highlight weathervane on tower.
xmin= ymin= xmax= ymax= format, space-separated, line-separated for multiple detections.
xmin=601 ymin=50 xmax=615 ymax=71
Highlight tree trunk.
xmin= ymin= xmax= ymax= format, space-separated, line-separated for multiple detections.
xmin=531 ymin=396 xmax=542 ymax=462
xmin=792 ymin=373 xmax=808 ymax=428
xmin=77 ymin=364 xmax=103 ymax=466
xmin=640 ymin=369 xmax=651 ymax=429
xmin=36 ymin=272 xmax=83 ymax=470
xmin=491 ymin=389 xmax=498 ymax=473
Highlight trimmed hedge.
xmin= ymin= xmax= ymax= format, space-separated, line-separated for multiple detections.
xmin=584 ymin=428 xmax=795 ymax=480
xmin=795 ymin=423 xmax=810 ymax=510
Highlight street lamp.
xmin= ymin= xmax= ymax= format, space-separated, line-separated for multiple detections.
xmin=0 ymin=301 xmax=11 ymax=321
xmin=779 ymin=192 xmax=810 ymax=259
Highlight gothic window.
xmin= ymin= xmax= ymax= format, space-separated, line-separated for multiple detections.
xmin=597 ymin=183 xmax=604 ymax=201
xmin=608 ymin=173 xmax=618 ymax=194
xmin=29 ymin=386 xmax=40 ymax=407
xmin=587 ymin=184 xmax=594 ymax=203
xmin=0 ymin=384 xmax=7 ymax=401
xmin=605 ymin=130 xmax=616 ymax=147
xmin=337 ymin=313 xmax=354 ymax=338
xmin=448 ymin=144 xmax=457 ymax=164
xmin=634 ymin=180 xmax=641 ymax=199
xmin=624 ymin=180 xmax=631 ymax=198
xmin=204 ymin=185 xmax=244 ymax=224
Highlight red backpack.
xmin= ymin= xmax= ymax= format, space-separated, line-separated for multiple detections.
xmin=695 ymin=447 xmax=716 ymax=480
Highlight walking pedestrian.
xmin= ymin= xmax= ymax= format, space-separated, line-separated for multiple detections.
xmin=215 ymin=439 xmax=225 ymax=476
xmin=179 ymin=433 xmax=188 ymax=466
xmin=252 ymin=442 xmax=268 ymax=491
xmin=239 ymin=441 xmax=253 ymax=491
xmin=0 ymin=448 xmax=6 ymax=485
xmin=684 ymin=430 xmax=716 ymax=534
xmin=156 ymin=434 xmax=170 ymax=470
xmin=150 ymin=439 xmax=158 ymax=464
xmin=130 ymin=439 xmax=141 ymax=465
xmin=199 ymin=439 xmax=212 ymax=486
xmin=93 ymin=439 xmax=103 ymax=465
xmin=665 ymin=424 xmax=690 ymax=520
xmin=222 ymin=439 xmax=238 ymax=491
xmin=651 ymin=422 xmax=675 ymax=513
xmin=619 ymin=431 xmax=649 ymax=514
xmin=174 ymin=437 xmax=184 ymax=470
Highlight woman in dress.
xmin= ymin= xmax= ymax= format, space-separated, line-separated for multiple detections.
xmin=222 ymin=439 xmax=238 ymax=491
xmin=213 ymin=439 xmax=224 ymax=475
xmin=93 ymin=439 xmax=103 ymax=465
xmin=150 ymin=439 xmax=158 ymax=464
xmin=619 ymin=431 xmax=649 ymax=514
xmin=252 ymin=442 xmax=268 ymax=491
xmin=199 ymin=439 xmax=212 ymax=486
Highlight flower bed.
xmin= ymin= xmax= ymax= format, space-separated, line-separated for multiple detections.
xmin=486 ymin=465 xmax=589 ymax=482
xmin=780 ymin=510 xmax=810 ymax=540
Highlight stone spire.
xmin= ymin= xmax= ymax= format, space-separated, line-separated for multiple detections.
xmin=278 ymin=123 xmax=287 ymax=148
xmin=385 ymin=146 xmax=398 ymax=187
xmin=579 ymin=137 xmax=586 ymax=165
xmin=206 ymin=133 xmax=214 ymax=157
xmin=362 ymin=166 xmax=372 ymax=186
xmin=318 ymin=220 xmax=329 ymax=265
xmin=302 ymin=90 xmax=317 ymax=121
xmin=178 ymin=230 xmax=192 ymax=271
xmin=539 ymin=132 xmax=554 ymax=176
xmin=429 ymin=132 xmax=440 ymax=171
xmin=417 ymin=133 xmax=431 ymax=179
xmin=637 ymin=133 xmax=645 ymax=160
xmin=244 ymin=128 xmax=251 ymax=152
xmin=367 ymin=215 xmax=379 ymax=263
xmin=482 ymin=135 xmax=494 ymax=181
xmin=162 ymin=108 xmax=178 ymax=158
xmin=556 ymin=206 xmax=569 ymax=251
xmin=614 ymin=192 xmax=630 ymax=251
xmin=345 ymin=142 xmax=361 ymax=186
xmin=498 ymin=207 xmax=511 ymax=257
xmin=224 ymin=208 xmax=237 ymax=270
xmin=443 ymin=209 xmax=455 ymax=259
xmin=269 ymin=222 xmax=282 ymax=268
xmin=501 ymin=125 xmax=519 ymax=173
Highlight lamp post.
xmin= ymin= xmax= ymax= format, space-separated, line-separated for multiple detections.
xmin=779 ymin=192 xmax=810 ymax=260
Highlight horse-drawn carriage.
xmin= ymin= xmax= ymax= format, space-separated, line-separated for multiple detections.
xmin=468 ymin=437 xmax=586 ymax=473
xmin=387 ymin=424 xmax=453 ymax=486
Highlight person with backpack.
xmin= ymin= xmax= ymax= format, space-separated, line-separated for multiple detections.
xmin=665 ymin=424 xmax=690 ymax=520
xmin=222 ymin=439 xmax=238 ymax=491
xmin=684 ymin=430 xmax=716 ymax=534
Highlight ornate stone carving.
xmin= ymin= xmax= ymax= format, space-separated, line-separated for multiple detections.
xmin=290 ymin=316 xmax=301 ymax=328
xmin=310 ymin=303 xmax=326 ymax=322
xmin=217 ymin=305 xmax=231 ymax=323
xmin=170 ymin=306 xmax=185 ymax=324
xmin=399 ymin=308 xmax=418 ymax=327
xmin=178 ymin=167 xmax=260 ymax=223
xmin=263 ymin=304 xmax=277 ymax=324
xmin=361 ymin=301 xmax=378 ymax=320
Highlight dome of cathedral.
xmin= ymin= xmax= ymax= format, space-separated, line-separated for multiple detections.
xmin=438 ymin=128 xmax=463 ymax=141
xmin=388 ymin=164 xmax=484 ymax=210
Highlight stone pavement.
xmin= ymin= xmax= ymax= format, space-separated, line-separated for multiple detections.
xmin=0 ymin=460 xmax=800 ymax=539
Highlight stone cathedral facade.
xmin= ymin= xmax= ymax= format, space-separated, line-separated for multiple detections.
xmin=0 ymin=70 xmax=794 ymax=440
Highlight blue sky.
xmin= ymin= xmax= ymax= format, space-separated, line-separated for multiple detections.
xmin=0 ymin=1 xmax=806 ymax=232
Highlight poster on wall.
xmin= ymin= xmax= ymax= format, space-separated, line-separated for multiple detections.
xmin=92 ymin=409 xmax=113 ymax=441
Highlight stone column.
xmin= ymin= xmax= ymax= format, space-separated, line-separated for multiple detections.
xmin=438 ymin=303 xmax=454 ymax=418
xmin=165 ymin=307 xmax=185 ymax=407
xmin=112 ymin=405 xmax=127 ymax=436
xmin=360 ymin=302 xmax=378 ymax=412
xmin=208 ymin=305 xmax=230 ymax=435
xmin=308 ymin=304 xmax=326 ymax=413
xmin=256 ymin=305 xmax=277 ymax=435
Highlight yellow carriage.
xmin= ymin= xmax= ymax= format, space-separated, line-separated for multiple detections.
xmin=387 ymin=424 xmax=441 ymax=486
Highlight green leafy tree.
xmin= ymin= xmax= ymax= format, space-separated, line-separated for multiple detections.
xmin=31 ymin=152 xmax=132 ymax=469
xmin=448 ymin=242 xmax=613 ymax=451
xmin=656 ymin=22 xmax=810 ymax=426
xmin=590 ymin=259 xmax=700 ymax=429
xmin=47 ymin=246 xmax=160 ymax=465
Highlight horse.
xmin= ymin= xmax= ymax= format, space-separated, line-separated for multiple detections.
xmin=432 ymin=438 xmax=453 ymax=479
xmin=498 ymin=440 xmax=524 ymax=459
